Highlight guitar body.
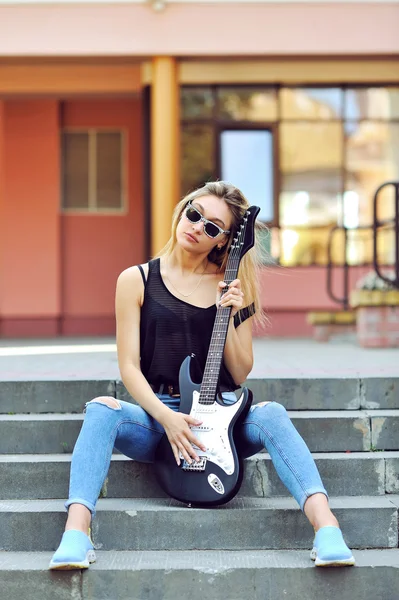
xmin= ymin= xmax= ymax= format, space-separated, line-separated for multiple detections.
xmin=154 ymin=205 xmax=260 ymax=508
xmin=154 ymin=356 xmax=253 ymax=507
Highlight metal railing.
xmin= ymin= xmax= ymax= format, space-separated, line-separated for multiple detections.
xmin=326 ymin=181 xmax=399 ymax=309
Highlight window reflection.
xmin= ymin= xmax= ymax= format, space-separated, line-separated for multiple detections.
xmin=345 ymin=88 xmax=399 ymax=120
xmin=180 ymin=85 xmax=399 ymax=266
xmin=345 ymin=122 xmax=399 ymax=226
xmin=181 ymin=124 xmax=215 ymax=197
xmin=181 ymin=88 xmax=214 ymax=119
xmin=279 ymin=123 xmax=343 ymax=227
xmin=280 ymin=88 xmax=342 ymax=120
xmin=220 ymin=130 xmax=274 ymax=222
xmin=218 ymin=87 xmax=277 ymax=121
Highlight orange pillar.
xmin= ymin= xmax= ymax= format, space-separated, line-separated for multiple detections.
xmin=151 ymin=57 xmax=180 ymax=255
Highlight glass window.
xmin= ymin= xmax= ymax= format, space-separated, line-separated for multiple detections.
xmin=220 ymin=129 xmax=274 ymax=222
xmin=217 ymin=87 xmax=277 ymax=122
xmin=279 ymin=123 xmax=343 ymax=227
xmin=181 ymin=87 xmax=214 ymax=119
xmin=181 ymin=124 xmax=215 ymax=196
xmin=345 ymin=122 xmax=399 ymax=226
xmin=280 ymin=88 xmax=342 ymax=120
xmin=96 ymin=132 xmax=123 ymax=210
xmin=62 ymin=132 xmax=89 ymax=209
xmin=62 ymin=130 xmax=124 ymax=211
xmin=345 ymin=88 xmax=399 ymax=120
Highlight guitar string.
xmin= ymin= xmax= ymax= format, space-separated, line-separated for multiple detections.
xmin=200 ymin=225 xmax=246 ymax=402
xmin=198 ymin=215 xmax=249 ymax=406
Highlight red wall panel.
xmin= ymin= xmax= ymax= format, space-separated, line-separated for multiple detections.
xmin=1 ymin=100 xmax=60 ymax=318
xmin=61 ymin=99 xmax=144 ymax=326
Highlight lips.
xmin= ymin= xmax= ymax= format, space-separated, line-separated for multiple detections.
xmin=185 ymin=232 xmax=199 ymax=243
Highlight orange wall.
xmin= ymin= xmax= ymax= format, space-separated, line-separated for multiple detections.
xmin=256 ymin=265 xmax=372 ymax=336
xmin=0 ymin=101 xmax=5 ymax=315
xmin=61 ymin=99 xmax=144 ymax=321
xmin=260 ymin=265 xmax=372 ymax=311
xmin=1 ymin=100 xmax=60 ymax=318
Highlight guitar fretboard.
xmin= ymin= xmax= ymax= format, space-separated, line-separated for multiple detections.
xmin=199 ymin=219 xmax=248 ymax=405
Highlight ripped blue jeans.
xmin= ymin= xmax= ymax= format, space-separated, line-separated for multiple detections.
xmin=66 ymin=393 xmax=328 ymax=516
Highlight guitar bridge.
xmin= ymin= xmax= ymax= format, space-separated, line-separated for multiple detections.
xmin=182 ymin=456 xmax=207 ymax=471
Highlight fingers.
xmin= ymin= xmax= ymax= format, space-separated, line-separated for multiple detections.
xmin=171 ymin=442 xmax=181 ymax=466
xmin=184 ymin=415 xmax=207 ymax=452
xmin=167 ymin=415 xmax=207 ymax=466
xmin=177 ymin=438 xmax=199 ymax=465
xmin=217 ymin=280 xmax=244 ymax=311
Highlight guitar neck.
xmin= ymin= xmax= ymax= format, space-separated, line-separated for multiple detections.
xmin=199 ymin=265 xmax=240 ymax=405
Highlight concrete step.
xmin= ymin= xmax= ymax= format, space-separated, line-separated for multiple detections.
xmin=1 ymin=549 xmax=399 ymax=600
xmin=1 ymin=410 xmax=398 ymax=454
xmin=1 ymin=377 xmax=398 ymax=414
xmin=2 ymin=452 xmax=398 ymax=501
xmin=1 ymin=496 xmax=397 ymax=552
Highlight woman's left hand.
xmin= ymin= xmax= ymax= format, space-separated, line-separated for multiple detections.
xmin=216 ymin=279 xmax=244 ymax=318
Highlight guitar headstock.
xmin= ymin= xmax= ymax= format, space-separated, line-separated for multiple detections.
xmin=229 ymin=205 xmax=261 ymax=260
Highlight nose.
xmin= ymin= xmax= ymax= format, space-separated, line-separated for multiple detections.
xmin=191 ymin=219 xmax=204 ymax=233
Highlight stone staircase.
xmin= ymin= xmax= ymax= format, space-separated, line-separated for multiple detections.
xmin=0 ymin=377 xmax=399 ymax=600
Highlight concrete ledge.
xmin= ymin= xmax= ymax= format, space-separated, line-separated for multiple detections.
xmin=1 ymin=378 xmax=398 ymax=414
xmin=3 ymin=410 xmax=399 ymax=454
xmin=0 ymin=380 xmax=115 ymax=414
xmin=0 ymin=452 xmax=389 ymax=500
xmin=0 ymin=496 xmax=396 ymax=552
xmin=1 ymin=550 xmax=399 ymax=600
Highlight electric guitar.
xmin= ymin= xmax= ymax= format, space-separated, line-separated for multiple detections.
xmin=154 ymin=205 xmax=261 ymax=507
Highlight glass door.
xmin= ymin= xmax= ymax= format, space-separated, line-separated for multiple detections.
xmin=218 ymin=127 xmax=275 ymax=224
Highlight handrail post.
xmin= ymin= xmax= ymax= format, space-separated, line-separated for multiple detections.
xmin=373 ymin=181 xmax=399 ymax=289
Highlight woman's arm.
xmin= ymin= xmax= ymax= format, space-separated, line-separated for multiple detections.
xmin=223 ymin=318 xmax=254 ymax=385
xmin=115 ymin=266 xmax=171 ymax=424
xmin=115 ymin=266 xmax=206 ymax=465
xmin=217 ymin=279 xmax=254 ymax=385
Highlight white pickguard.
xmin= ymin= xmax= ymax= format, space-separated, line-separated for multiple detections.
xmin=180 ymin=390 xmax=245 ymax=475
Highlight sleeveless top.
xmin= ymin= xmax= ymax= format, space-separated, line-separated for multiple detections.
xmin=139 ymin=258 xmax=254 ymax=392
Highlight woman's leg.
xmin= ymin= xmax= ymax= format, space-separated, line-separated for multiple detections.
xmin=234 ymin=399 xmax=354 ymax=566
xmin=236 ymin=401 xmax=329 ymax=514
xmin=50 ymin=394 xmax=171 ymax=569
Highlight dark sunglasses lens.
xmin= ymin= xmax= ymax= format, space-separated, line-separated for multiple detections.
xmin=186 ymin=206 xmax=201 ymax=223
xmin=204 ymin=223 xmax=220 ymax=238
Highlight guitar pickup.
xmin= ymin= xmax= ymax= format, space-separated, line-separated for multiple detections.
xmin=182 ymin=456 xmax=207 ymax=471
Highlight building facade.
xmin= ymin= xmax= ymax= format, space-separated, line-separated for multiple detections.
xmin=0 ymin=0 xmax=398 ymax=337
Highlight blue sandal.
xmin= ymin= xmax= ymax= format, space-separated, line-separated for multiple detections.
xmin=310 ymin=526 xmax=355 ymax=567
xmin=49 ymin=529 xmax=96 ymax=570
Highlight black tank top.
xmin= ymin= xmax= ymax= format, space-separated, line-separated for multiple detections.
xmin=139 ymin=258 xmax=252 ymax=392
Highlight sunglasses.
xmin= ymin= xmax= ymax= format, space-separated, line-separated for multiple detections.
xmin=184 ymin=202 xmax=231 ymax=239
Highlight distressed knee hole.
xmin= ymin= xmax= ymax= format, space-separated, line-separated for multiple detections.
xmin=251 ymin=401 xmax=272 ymax=411
xmin=86 ymin=396 xmax=121 ymax=411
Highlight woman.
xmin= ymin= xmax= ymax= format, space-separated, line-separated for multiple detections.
xmin=49 ymin=181 xmax=355 ymax=570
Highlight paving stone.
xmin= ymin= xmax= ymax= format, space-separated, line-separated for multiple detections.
xmin=0 ymin=415 xmax=83 ymax=454
xmin=0 ymin=452 xmax=388 ymax=500
xmin=385 ymin=455 xmax=399 ymax=493
xmin=0 ymin=410 xmax=380 ymax=454
xmin=0 ymin=497 xmax=396 ymax=552
xmin=370 ymin=411 xmax=399 ymax=450
xmin=290 ymin=410 xmax=372 ymax=452
xmin=1 ymin=550 xmax=399 ymax=600
xmin=245 ymin=378 xmax=361 ymax=410
xmin=116 ymin=378 xmax=363 ymax=411
xmin=0 ymin=380 xmax=115 ymax=414
xmin=361 ymin=378 xmax=399 ymax=410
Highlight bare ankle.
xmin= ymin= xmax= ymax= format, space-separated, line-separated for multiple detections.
xmin=65 ymin=503 xmax=92 ymax=534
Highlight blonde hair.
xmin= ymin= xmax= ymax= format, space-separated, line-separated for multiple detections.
xmin=155 ymin=181 xmax=267 ymax=325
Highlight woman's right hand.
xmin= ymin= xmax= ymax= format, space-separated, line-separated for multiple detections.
xmin=160 ymin=409 xmax=207 ymax=466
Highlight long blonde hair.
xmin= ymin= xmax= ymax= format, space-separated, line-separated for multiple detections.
xmin=155 ymin=181 xmax=267 ymax=325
